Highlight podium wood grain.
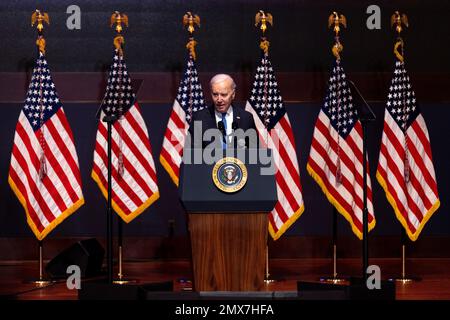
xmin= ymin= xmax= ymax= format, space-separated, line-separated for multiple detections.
xmin=188 ymin=213 xmax=268 ymax=291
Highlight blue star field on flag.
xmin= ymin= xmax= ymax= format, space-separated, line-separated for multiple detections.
xmin=322 ymin=61 xmax=358 ymax=139
xmin=175 ymin=56 xmax=206 ymax=123
xmin=23 ymin=53 xmax=60 ymax=131
xmin=248 ymin=54 xmax=285 ymax=131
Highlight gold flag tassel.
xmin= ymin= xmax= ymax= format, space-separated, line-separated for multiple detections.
xmin=38 ymin=64 xmax=48 ymax=180
xmin=328 ymin=11 xmax=346 ymax=186
xmin=391 ymin=11 xmax=410 ymax=183
xmin=110 ymin=11 xmax=129 ymax=178
xmin=32 ymin=10 xmax=50 ymax=180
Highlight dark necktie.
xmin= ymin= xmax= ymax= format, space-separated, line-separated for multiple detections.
xmin=222 ymin=112 xmax=227 ymax=149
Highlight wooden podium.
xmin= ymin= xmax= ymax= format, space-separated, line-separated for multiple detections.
xmin=188 ymin=213 xmax=267 ymax=291
xmin=179 ymin=149 xmax=277 ymax=291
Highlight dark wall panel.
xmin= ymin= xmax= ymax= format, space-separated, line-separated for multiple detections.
xmin=1 ymin=0 xmax=449 ymax=73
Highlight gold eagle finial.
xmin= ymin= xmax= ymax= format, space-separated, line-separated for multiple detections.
xmin=391 ymin=11 xmax=408 ymax=35
xmin=31 ymin=9 xmax=50 ymax=33
xmin=110 ymin=11 xmax=128 ymax=34
xmin=328 ymin=11 xmax=346 ymax=36
xmin=183 ymin=12 xmax=200 ymax=60
xmin=255 ymin=10 xmax=273 ymax=55
xmin=183 ymin=11 xmax=201 ymax=35
xmin=110 ymin=11 xmax=128 ymax=56
xmin=31 ymin=10 xmax=49 ymax=55
xmin=255 ymin=10 xmax=273 ymax=35
xmin=391 ymin=11 xmax=409 ymax=63
xmin=328 ymin=12 xmax=346 ymax=60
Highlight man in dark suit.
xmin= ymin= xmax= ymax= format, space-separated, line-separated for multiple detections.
xmin=189 ymin=74 xmax=257 ymax=149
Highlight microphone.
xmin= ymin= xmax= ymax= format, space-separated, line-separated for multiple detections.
xmin=217 ymin=120 xmax=226 ymax=142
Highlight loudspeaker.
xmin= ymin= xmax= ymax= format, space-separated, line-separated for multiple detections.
xmin=46 ymin=238 xmax=105 ymax=279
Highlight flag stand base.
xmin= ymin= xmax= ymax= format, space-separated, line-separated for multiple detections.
xmin=113 ymin=275 xmax=138 ymax=285
xmin=388 ymin=237 xmax=421 ymax=284
xmin=263 ymin=278 xmax=276 ymax=284
xmin=263 ymin=245 xmax=276 ymax=284
xmin=26 ymin=240 xmax=54 ymax=287
xmin=25 ymin=278 xmax=54 ymax=287
xmin=388 ymin=276 xmax=421 ymax=284
xmin=319 ymin=276 xmax=348 ymax=284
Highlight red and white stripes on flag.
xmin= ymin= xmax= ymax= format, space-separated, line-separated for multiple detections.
xmin=377 ymin=60 xmax=440 ymax=241
xmin=8 ymin=53 xmax=84 ymax=240
xmin=160 ymin=55 xmax=206 ymax=185
xmin=92 ymin=51 xmax=159 ymax=222
xmin=307 ymin=61 xmax=375 ymax=239
xmin=159 ymin=98 xmax=187 ymax=186
xmin=245 ymin=53 xmax=305 ymax=240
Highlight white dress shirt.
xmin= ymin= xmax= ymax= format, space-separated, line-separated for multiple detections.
xmin=214 ymin=106 xmax=233 ymax=144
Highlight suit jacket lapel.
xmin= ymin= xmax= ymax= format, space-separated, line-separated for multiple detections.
xmin=207 ymin=105 xmax=217 ymax=129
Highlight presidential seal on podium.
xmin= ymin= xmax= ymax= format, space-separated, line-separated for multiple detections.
xmin=212 ymin=157 xmax=248 ymax=193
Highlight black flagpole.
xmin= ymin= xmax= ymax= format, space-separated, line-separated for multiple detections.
xmin=100 ymin=11 xmax=126 ymax=285
xmin=95 ymin=87 xmax=114 ymax=284
xmin=320 ymin=207 xmax=346 ymax=283
xmin=361 ymin=112 xmax=369 ymax=281
xmin=118 ymin=218 xmax=123 ymax=277
xmin=347 ymin=80 xmax=375 ymax=281
xmin=103 ymin=114 xmax=117 ymax=284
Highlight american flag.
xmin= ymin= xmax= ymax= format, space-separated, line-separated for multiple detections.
xmin=307 ymin=60 xmax=375 ymax=239
xmin=160 ymin=55 xmax=206 ymax=185
xmin=92 ymin=50 xmax=159 ymax=222
xmin=8 ymin=52 xmax=84 ymax=240
xmin=245 ymin=53 xmax=305 ymax=240
xmin=377 ymin=60 xmax=440 ymax=241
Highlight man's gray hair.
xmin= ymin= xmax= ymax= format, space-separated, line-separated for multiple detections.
xmin=209 ymin=74 xmax=236 ymax=90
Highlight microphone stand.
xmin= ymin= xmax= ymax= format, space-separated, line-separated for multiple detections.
xmin=347 ymin=80 xmax=376 ymax=281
